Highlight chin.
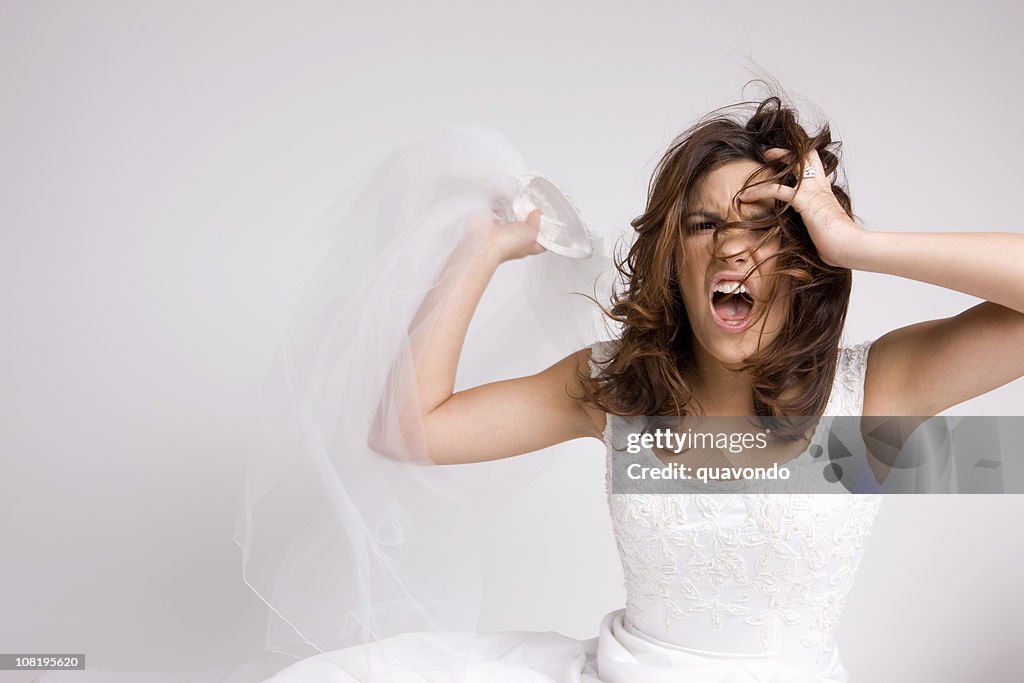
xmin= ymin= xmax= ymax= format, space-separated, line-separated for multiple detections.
xmin=704 ymin=331 xmax=770 ymax=366
xmin=709 ymin=346 xmax=755 ymax=367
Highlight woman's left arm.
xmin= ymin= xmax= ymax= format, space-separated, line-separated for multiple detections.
xmin=740 ymin=148 xmax=1024 ymax=416
xmin=839 ymin=230 xmax=1024 ymax=415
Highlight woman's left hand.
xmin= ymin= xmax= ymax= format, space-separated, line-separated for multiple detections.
xmin=738 ymin=147 xmax=866 ymax=268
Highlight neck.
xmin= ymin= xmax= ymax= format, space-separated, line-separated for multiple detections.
xmin=687 ymin=341 xmax=756 ymax=415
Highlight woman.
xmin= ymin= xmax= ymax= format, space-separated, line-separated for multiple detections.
xmin=249 ymin=95 xmax=1024 ymax=681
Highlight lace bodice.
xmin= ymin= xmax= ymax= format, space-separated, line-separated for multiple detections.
xmin=588 ymin=340 xmax=883 ymax=678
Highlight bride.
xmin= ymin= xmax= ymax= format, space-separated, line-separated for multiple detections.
xmin=239 ymin=94 xmax=1024 ymax=682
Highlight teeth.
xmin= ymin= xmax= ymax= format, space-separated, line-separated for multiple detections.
xmin=712 ymin=281 xmax=750 ymax=295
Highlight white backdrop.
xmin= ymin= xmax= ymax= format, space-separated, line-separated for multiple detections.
xmin=1 ymin=1 xmax=1022 ymax=681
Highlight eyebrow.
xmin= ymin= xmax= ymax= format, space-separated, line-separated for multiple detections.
xmin=685 ymin=209 xmax=775 ymax=221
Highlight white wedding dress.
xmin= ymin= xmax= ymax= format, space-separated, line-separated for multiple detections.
xmin=264 ymin=339 xmax=883 ymax=683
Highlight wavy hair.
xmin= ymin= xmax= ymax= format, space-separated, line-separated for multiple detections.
xmin=578 ymin=94 xmax=855 ymax=439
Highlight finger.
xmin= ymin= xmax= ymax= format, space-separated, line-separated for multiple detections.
xmin=790 ymin=150 xmax=824 ymax=188
xmin=807 ymin=148 xmax=827 ymax=180
xmin=739 ymin=183 xmax=797 ymax=205
xmin=765 ymin=148 xmax=821 ymax=182
xmin=527 ymin=208 xmax=543 ymax=229
xmin=762 ymin=147 xmax=792 ymax=162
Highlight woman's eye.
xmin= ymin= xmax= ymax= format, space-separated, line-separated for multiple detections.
xmin=692 ymin=222 xmax=716 ymax=231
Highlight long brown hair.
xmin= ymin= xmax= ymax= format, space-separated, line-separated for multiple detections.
xmin=578 ymin=94 xmax=855 ymax=438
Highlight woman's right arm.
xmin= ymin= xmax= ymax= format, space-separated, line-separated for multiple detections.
xmin=406 ymin=209 xmax=606 ymax=465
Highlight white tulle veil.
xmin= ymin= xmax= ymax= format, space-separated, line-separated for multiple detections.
xmin=233 ymin=124 xmax=615 ymax=660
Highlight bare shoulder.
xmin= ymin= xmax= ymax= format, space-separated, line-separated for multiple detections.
xmin=579 ymin=346 xmax=609 ymax=440
xmin=863 ymin=302 xmax=1024 ymax=416
xmin=538 ymin=346 xmax=608 ymax=441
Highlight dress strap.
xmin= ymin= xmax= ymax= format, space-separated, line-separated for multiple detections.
xmin=587 ymin=340 xmax=619 ymax=452
xmin=832 ymin=340 xmax=875 ymax=416
xmin=587 ymin=339 xmax=619 ymax=380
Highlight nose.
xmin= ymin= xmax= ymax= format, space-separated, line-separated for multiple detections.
xmin=713 ymin=227 xmax=757 ymax=266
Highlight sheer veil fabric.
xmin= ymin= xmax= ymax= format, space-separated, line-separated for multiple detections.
xmin=233 ymin=125 xmax=613 ymax=660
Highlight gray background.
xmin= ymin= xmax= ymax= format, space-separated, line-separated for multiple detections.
xmin=2 ymin=1 xmax=1022 ymax=681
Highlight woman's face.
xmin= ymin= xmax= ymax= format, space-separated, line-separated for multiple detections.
xmin=677 ymin=159 xmax=790 ymax=368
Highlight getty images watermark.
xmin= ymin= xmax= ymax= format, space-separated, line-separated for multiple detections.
xmin=607 ymin=416 xmax=1023 ymax=494
xmin=624 ymin=424 xmax=789 ymax=484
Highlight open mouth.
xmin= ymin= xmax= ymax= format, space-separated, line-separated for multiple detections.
xmin=709 ymin=277 xmax=756 ymax=333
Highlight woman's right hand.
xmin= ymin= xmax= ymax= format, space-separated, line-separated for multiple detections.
xmin=478 ymin=208 xmax=547 ymax=263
